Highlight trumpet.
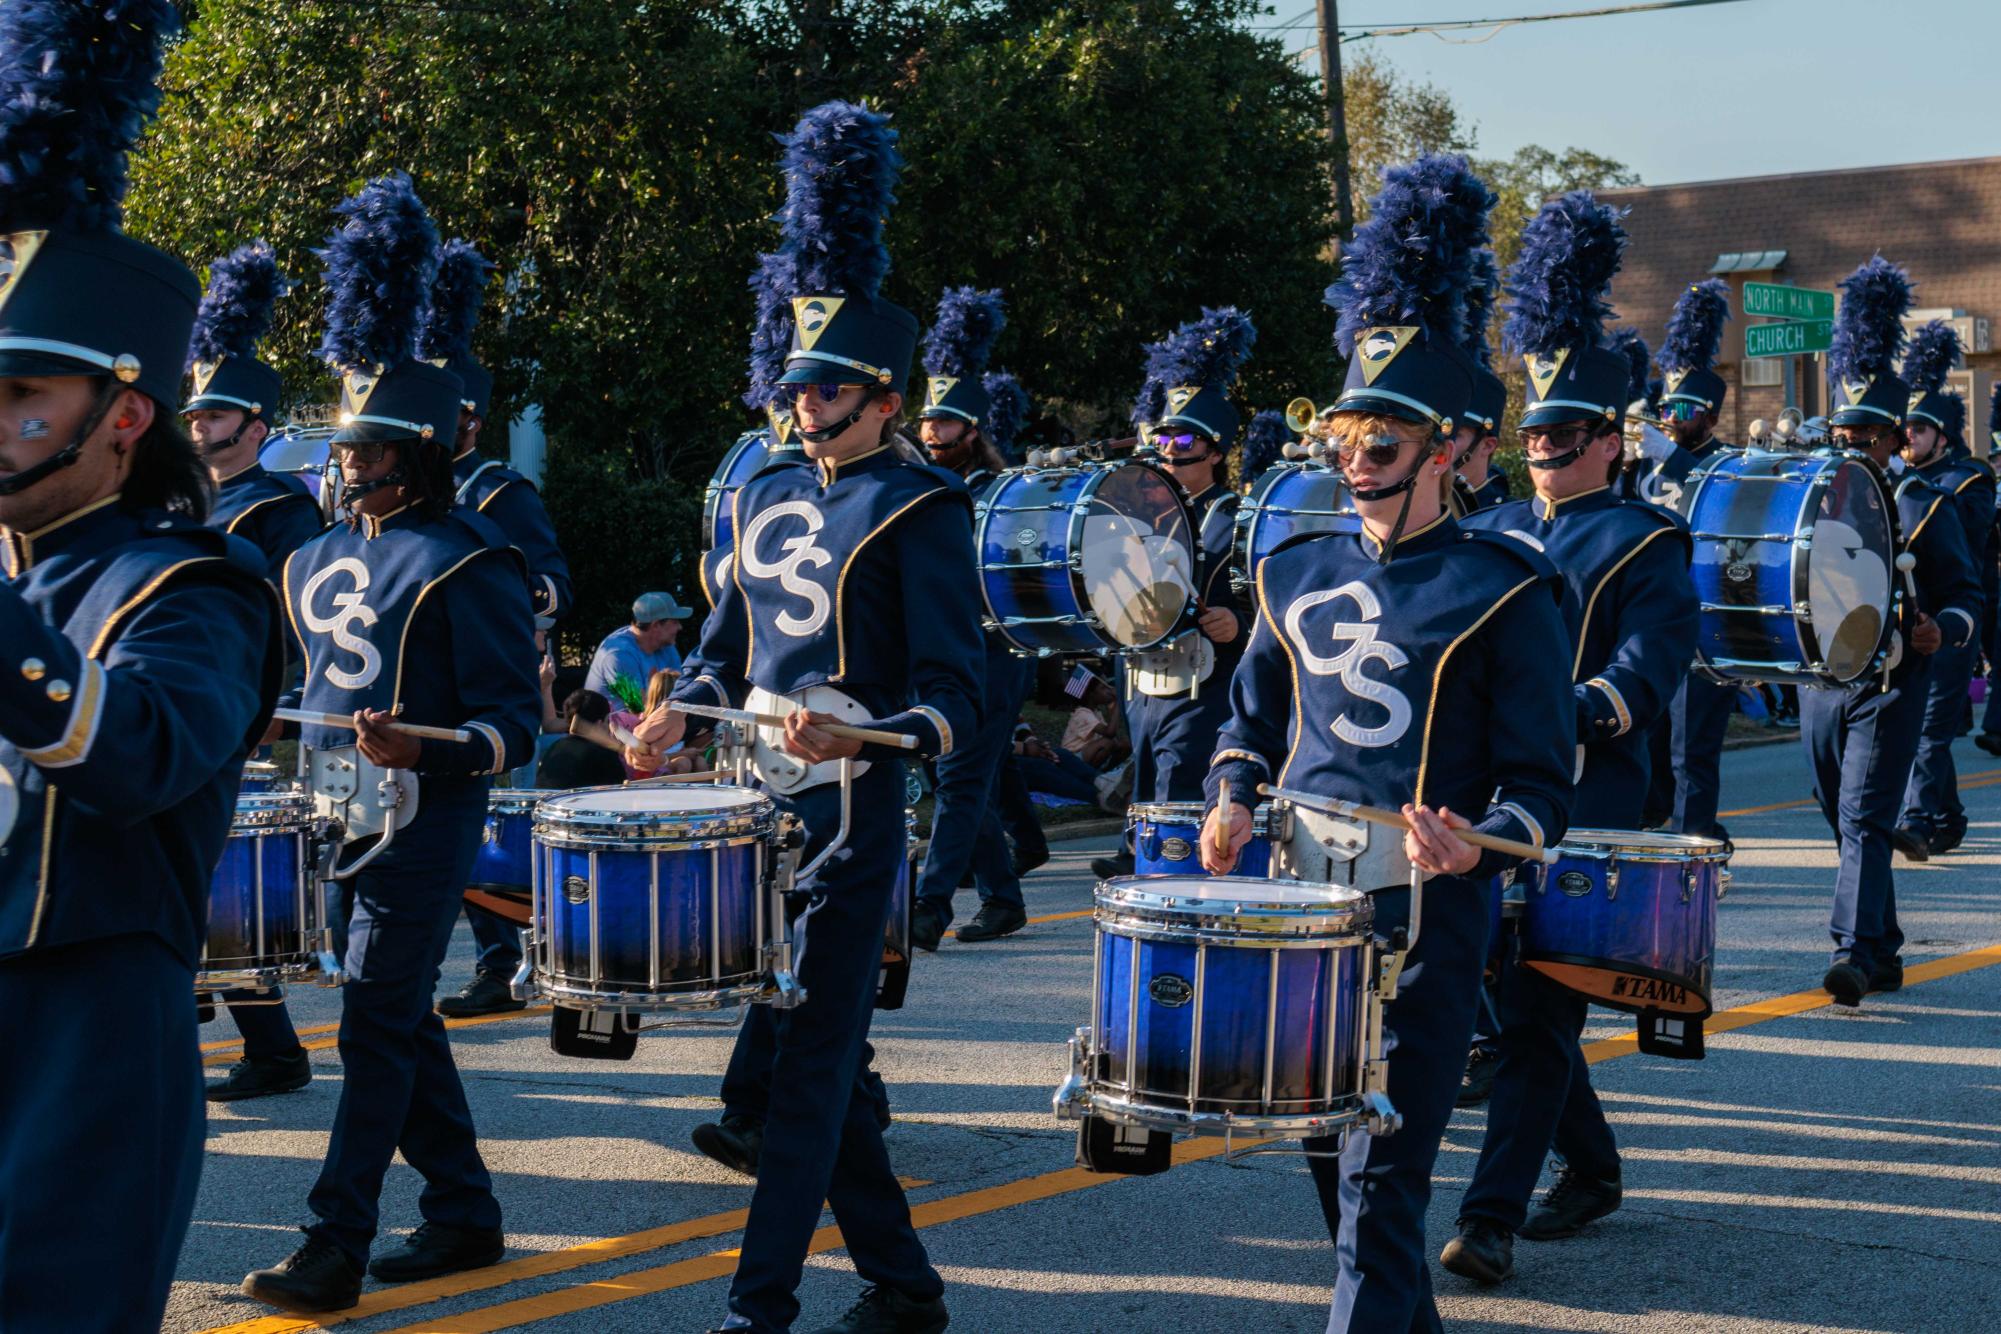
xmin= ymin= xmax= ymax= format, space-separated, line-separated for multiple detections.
xmin=1621 ymin=400 xmax=1665 ymax=462
xmin=1281 ymin=396 xmax=1339 ymax=462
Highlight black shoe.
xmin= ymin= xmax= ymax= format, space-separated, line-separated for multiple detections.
xmin=208 ymin=1050 xmax=312 ymax=1102
xmin=691 ymin=1115 xmax=763 ymax=1177
xmin=1890 ymin=824 xmax=1931 ymax=863
xmin=909 ymin=902 xmax=948 ymax=953
xmin=1439 ymin=1218 xmax=1514 ymax=1283
xmin=368 ymin=1220 xmax=505 ymax=1282
xmin=809 ymin=1284 xmax=950 ymax=1334
xmin=242 ymin=1233 xmax=363 ymax=1313
xmin=1011 ymin=842 xmax=1050 ymax=877
xmin=1457 ymin=1046 xmax=1500 ymax=1107
xmin=1867 ymin=957 xmax=1904 ymax=994
xmin=1090 ymin=853 xmax=1135 ymax=880
xmin=437 ymin=971 xmax=526 ymax=1018
xmin=1822 ymin=957 xmax=1868 ymax=1008
xmin=1519 ymin=1166 xmax=1622 ymax=1240
xmin=1929 ymin=823 xmax=1966 ymax=856
xmin=954 ymin=902 xmax=1028 ymax=943
xmin=1978 ymin=731 xmax=2001 ymax=758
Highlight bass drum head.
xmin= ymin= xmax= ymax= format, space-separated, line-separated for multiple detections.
xmin=1077 ymin=463 xmax=1194 ymax=648
xmin=1804 ymin=458 xmax=1894 ymax=682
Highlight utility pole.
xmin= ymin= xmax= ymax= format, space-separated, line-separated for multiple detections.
xmin=1318 ymin=0 xmax=1354 ymax=242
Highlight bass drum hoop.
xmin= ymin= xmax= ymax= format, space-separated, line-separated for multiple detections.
xmin=1785 ymin=451 xmax=1899 ymax=685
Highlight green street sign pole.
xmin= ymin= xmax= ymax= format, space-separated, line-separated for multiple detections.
xmin=1745 ymin=318 xmax=1833 ymax=359
xmin=1742 ymin=281 xmax=1835 ymax=321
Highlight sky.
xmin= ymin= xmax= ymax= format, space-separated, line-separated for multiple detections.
xmin=1250 ymin=0 xmax=1998 ymax=185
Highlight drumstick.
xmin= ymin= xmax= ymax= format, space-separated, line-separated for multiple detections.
xmin=1257 ymin=782 xmax=1558 ymax=865
xmin=1214 ymin=777 xmax=1233 ymax=861
xmin=274 ymin=707 xmax=470 ymax=744
xmin=670 ymin=700 xmax=920 ymax=751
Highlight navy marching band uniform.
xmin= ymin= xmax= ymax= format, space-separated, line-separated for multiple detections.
xmin=0 ymin=5 xmax=285 ymax=1321
xmin=1895 ymin=325 xmax=1994 ymax=857
xmin=451 ymin=449 xmax=571 ymax=623
xmin=212 ymin=463 xmax=325 ymax=583
xmin=671 ymin=101 xmax=976 ymax=1334
xmin=1209 ymin=154 xmax=1574 ymax=1334
xmin=1805 ymin=259 xmax=1983 ymax=1008
xmin=243 ymin=177 xmax=541 ymax=1312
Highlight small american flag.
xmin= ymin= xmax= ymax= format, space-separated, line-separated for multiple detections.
xmin=1065 ymin=664 xmax=1099 ymax=700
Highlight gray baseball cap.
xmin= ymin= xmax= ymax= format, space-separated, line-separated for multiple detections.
xmin=632 ymin=591 xmax=693 ymax=624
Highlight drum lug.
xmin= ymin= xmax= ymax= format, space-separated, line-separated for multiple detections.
xmin=1358 ymin=1090 xmax=1401 ymax=1138
xmin=509 ymin=955 xmax=539 ymax=1003
xmin=1680 ymin=867 xmax=1696 ymax=902
xmin=1793 ymin=600 xmax=1813 ymax=620
xmin=766 ymin=957 xmax=806 ymax=1009
xmin=1053 ymin=1027 xmax=1093 ymax=1121
xmin=1606 ymin=863 xmax=1620 ymax=900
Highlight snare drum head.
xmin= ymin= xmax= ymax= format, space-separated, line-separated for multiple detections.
xmin=1804 ymin=460 xmax=1893 ymax=680
xmin=1078 ymin=464 xmax=1194 ymax=647
xmin=1100 ymin=873 xmax=1368 ymax=927
xmin=541 ymin=785 xmax=766 ymax=818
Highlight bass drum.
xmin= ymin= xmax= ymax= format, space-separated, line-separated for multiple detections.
xmin=1681 ymin=449 xmax=1897 ymax=686
xmin=258 ymin=426 xmax=339 ymax=522
xmin=704 ymin=428 xmax=794 ymax=554
xmin=1234 ymin=462 xmax=1358 ymax=592
xmin=978 ymin=461 xmax=1195 ymax=656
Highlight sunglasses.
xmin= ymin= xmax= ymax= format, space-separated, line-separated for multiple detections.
xmin=1334 ymin=434 xmax=1418 ymax=468
xmin=332 ymin=441 xmax=390 ymax=466
xmin=1659 ymin=401 xmax=1702 ymax=422
xmin=1520 ymin=424 xmax=1597 ymax=453
xmin=1833 ymin=425 xmax=1891 ymax=446
xmin=788 ymin=383 xmax=856 ymax=404
xmin=1153 ymin=432 xmax=1203 ymax=453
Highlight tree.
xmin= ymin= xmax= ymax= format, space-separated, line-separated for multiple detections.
xmin=1340 ymin=52 xmax=1476 ymax=224
xmin=1482 ymin=144 xmax=1641 ymax=268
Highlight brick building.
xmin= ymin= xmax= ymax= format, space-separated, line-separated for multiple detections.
xmin=1597 ymin=155 xmax=2001 ymax=450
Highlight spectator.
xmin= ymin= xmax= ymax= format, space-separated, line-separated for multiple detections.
xmin=585 ymin=591 xmax=691 ymax=711
xmin=1014 ymin=670 xmax=1133 ymax=813
xmin=536 ymin=690 xmax=630 ymax=790
xmin=612 ymin=668 xmax=698 ymax=778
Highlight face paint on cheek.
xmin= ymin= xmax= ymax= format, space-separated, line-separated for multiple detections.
xmin=20 ymin=420 xmax=48 ymax=440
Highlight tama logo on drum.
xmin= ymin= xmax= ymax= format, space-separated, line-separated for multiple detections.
xmin=1148 ymin=975 xmax=1194 ymax=1007
xmin=1610 ymin=973 xmax=1688 ymax=1006
xmin=1556 ymin=871 xmax=1593 ymax=897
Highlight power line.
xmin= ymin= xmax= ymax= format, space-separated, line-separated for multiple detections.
xmin=1337 ymin=0 xmax=1752 ymax=44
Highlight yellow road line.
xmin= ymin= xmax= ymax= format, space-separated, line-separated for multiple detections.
xmin=198 ymin=939 xmax=2001 ymax=1334
xmin=1715 ymin=765 xmax=2001 ymax=820
xmin=203 ymin=1008 xmax=554 ymax=1068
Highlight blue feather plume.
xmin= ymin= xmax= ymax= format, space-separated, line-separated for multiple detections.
xmin=778 ymin=100 xmax=901 ymax=299
xmin=742 ymin=248 xmax=801 ymax=413
xmin=1241 ymin=409 xmax=1289 ymax=480
xmin=1659 ymin=278 xmax=1730 ymax=375
xmin=1938 ymin=390 xmax=1966 ymax=446
xmin=1503 ymin=190 xmax=1627 ymax=356
xmin=1131 ymin=339 xmax=1169 ymax=431
xmin=416 ymin=238 xmax=493 ymax=365
xmin=1462 ymin=249 xmax=1500 ymax=369
xmin=982 ymin=371 xmax=1029 ymax=461
xmin=1608 ymin=328 xmax=1652 ymax=404
xmin=1901 ymin=318 xmax=1961 ymax=397
xmin=1156 ymin=307 xmax=1258 ymax=391
xmin=1828 ymin=255 xmax=1913 ymax=386
xmin=315 ymin=173 xmax=440 ymax=371
xmin=923 ymin=287 xmax=1006 ymax=378
xmin=0 ymin=0 xmax=179 ymax=232
xmin=1645 ymin=375 xmax=1663 ymax=414
xmin=186 ymin=242 xmax=286 ymax=372
xmin=1325 ymin=154 xmax=1495 ymax=356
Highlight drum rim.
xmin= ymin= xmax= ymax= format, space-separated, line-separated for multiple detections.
xmin=1096 ymin=874 xmax=1372 ymax=936
xmin=1554 ymin=828 xmax=1729 ymax=859
xmin=535 ymin=783 xmax=773 ymax=820
xmin=231 ymin=790 xmax=314 ymax=830
xmin=489 ymin=787 xmax=563 ymax=814
xmin=702 ymin=428 xmax=768 ymax=552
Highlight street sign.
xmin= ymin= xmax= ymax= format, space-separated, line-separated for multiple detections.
xmin=1745 ymin=318 xmax=1833 ymax=358
xmin=1742 ymin=281 xmax=1834 ymax=321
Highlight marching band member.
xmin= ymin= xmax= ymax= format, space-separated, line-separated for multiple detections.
xmin=1807 ymin=257 xmax=1982 ymax=1008
xmin=1895 ymin=321 xmax=1994 ymax=858
xmin=1202 ymin=155 xmax=1574 ymax=1333
xmin=0 ymin=2 xmax=284 ymax=1323
xmin=184 ymin=241 xmax=331 ymax=1102
xmin=1446 ymin=193 xmax=1700 ymax=1284
xmin=419 ymin=240 xmax=577 ymax=1018
xmin=910 ymin=287 xmax=1031 ymax=948
xmin=243 ymin=175 xmax=541 ymax=1312
xmin=1645 ymin=281 xmax=1739 ymax=844
xmin=1091 ymin=309 xmax=1256 ymax=881
xmin=640 ymin=102 xmax=977 ymax=1334
xmin=1978 ymin=385 xmax=2001 ymax=756
xmin=1450 ymin=249 xmax=1511 ymax=513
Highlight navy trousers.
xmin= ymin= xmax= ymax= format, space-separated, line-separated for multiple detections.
xmin=1 ymin=936 xmax=203 ymax=1332
xmin=993 ymin=753 xmax=1048 ymax=863
xmin=916 ymin=658 xmax=1028 ymax=924
xmin=220 ymin=987 xmax=305 ymax=1060
xmin=1304 ymin=878 xmax=1488 ymax=1334
xmin=725 ymin=763 xmax=941 ymax=1332
xmin=1669 ymin=673 xmax=1736 ymax=837
xmin=1128 ymin=669 xmax=1236 ymax=805
xmin=464 ymin=899 xmax=523 ymax=979
xmin=307 ymin=785 xmax=502 ymax=1266
xmin=1803 ymin=666 xmax=1927 ymax=972
xmin=1899 ymin=638 xmax=1976 ymax=840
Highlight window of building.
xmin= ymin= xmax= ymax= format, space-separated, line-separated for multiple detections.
xmin=1742 ymin=357 xmax=1782 ymax=387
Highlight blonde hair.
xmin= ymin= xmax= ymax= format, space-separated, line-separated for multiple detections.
xmin=643 ymin=667 xmax=678 ymax=714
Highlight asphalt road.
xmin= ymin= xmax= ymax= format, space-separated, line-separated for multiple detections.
xmin=165 ymin=731 xmax=2001 ymax=1334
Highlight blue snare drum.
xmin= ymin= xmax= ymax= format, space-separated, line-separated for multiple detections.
xmin=1681 ymin=449 xmax=1897 ymax=686
xmin=978 ymin=461 xmax=1195 ymax=656
xmin=1233 ymin=461 xmax=1357 ymax=592
xmin=476 ymin=788 xmax=552 ymax=894
xmin=528 ymin=786 xmax=779 ymax=1011
xmin=238 ymin=759 xmax=283 ymax=792
xmin=1129 ymin=802 xmax=1273 ymax=877
xmin=1520 ymin=830 xmax=1727 ymax=1018
xmin=1058 ymin=875 xmax=1377 ymax=1137
xmin=198 ymin=791 xmax=322 ymax=992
